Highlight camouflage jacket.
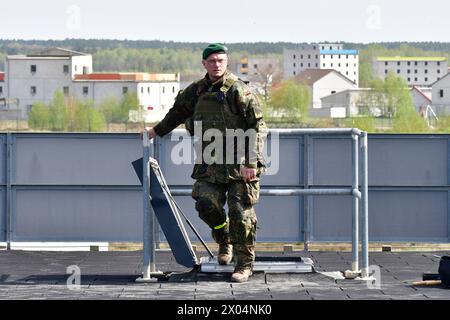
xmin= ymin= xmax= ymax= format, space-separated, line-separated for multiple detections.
xmin=153 ymin=71 xmax=267 ymax=183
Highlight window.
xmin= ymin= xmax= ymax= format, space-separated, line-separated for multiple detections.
xmin=439 ymin=89 xmax=444 ymax=98
xmin=438 ymin=69 xmax=441 ymax=74
xmin=172 ymin=86 xmax=175 ymax=93
xmin=407 ymin=70 xmax=411 ymax=74
xmin=323 ymin=63 xmax=326 ymax=67
xmin=27 ymin=105 xmax=33 ymax=114
xmin=308 ymin=55 xmax=311 ymax=59
xmin=415 ymin=62 xmax=418 ymax=66
xmin=300 ymin=55 xmax=303 ymax=59
xmin=323 ymin=55 xmax=325 ymax=59
xmin=425 ymin=62 xmax=428 ymax=66
xmin=293 ymin=71 xmax=296 ymax=76
xmin=407 ymin=78 xmax=411 ymax=82
xmin=425 ymin=77 xmax=428 ymax=82
xmin=63 ymin=65 xmax=69 ymax=74
xmin=385 ymin=70 xmax=388 ymax=74
xmin=308 ymin=63 xmax=311 ymax=67
xmin=63 ymin=86 xmax=69 ymax=95
xmin=313 ymin=46 xmax=316 ymax=50
xmin=0 ymin=86 xmax=2 ymax=95
xmin=346 ymin=71 xmax=349 ymax=75
xmin=300 ymin=63 xmax=303 ymax=67
xmin=141 ymin=87 xmax=144 ymax=94
xmin=162 ymin=86 xmax=165 ymax=94
xmin=293 ymin=54 xmax=296 ymax=59
xmin=31 ymin=86 xmax=37 ymax=95
xmin=415 ymin=77 xmax=418 ymax=82
xmin=331 ymin=63 xmax=333 ymax=67
xmin=293 ymin=63 xmax=296 ymax=67
xmin=254 ymin=64 xmax=258 ymax=69
xmin=315 ymin=63 xmax=318 ymax=67
xmin=31 ymin=65 xmax=37 ymax=73
xmin=338 ymin=63 xmax=341 ymax=67
xmin=83 ymin=66 xmax=88 ymax=74
xmin=397 ymin=62 xmax=401 ymax=66
xmin=397 ymin=70 xmax=400 ymax=74
xmin=331 ymin=55 xmax=334 ymax=59
xmin=75 ymin=65 xmax=78 ymax=72
xmin=83 ymin=87 xmax=89 ymax=95
xmin=385 ymin=62 xmax=388 ymax=66
xmin=331 ymin=91 xmax=336 ymax=94
xmin=329 ymin=46 xmax=332 ymax=50
xmin=147 ymin=87 xmax=150 ymax=94
xmin=346 ymin=55 xmax=349 ymax=59
xmin=122 ymin=87 xmax=128 ymax=94
xmin=346 ymin=63 xmax=349 ymax=67
xmin=322 ymin=46 xmax=325 ymax=50
xmin=415 ymin=70 xmax=418 ymax=74
xmin=315 ymin=55 xmax=318 ymax=59
xmin=407 ymin=62 xmax=411 ymax=66
xmin=437 ymin=61 xmax=441 ymax=66
xmin=338 ymin=55 xmax=341 ymax=59
xmin=425 ymin=69 xmax=428 ymax=74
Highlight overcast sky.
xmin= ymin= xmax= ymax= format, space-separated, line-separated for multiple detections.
xmin=1 ymin=0 xmax=449 ymax=43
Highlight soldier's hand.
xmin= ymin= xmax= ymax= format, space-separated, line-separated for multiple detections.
xmin=241 ymin=167 xmax=257 ymax=182
xmin=140 ymin=127 xmax=157 ymax=140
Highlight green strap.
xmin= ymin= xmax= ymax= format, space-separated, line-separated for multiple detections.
xmin=220 ymin=73 xmax=238 ymax=94
xmin=214 ymin=221 xmax=228 ymax=230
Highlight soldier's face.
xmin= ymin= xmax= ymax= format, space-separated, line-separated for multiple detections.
xmin=202 ymin=53 xmax=228 ymax=81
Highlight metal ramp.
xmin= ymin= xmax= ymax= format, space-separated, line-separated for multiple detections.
xmin=133 ymin=155 xmax=314 ymax=277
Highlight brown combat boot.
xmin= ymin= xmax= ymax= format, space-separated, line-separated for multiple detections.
xmin=218 ymin=243 xmax=233 ymax=265
xmin=231 ymin=266 xmax=253 ymax=283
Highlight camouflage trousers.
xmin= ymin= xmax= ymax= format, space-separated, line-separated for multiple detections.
xmin=191 ymin=180 xmax=260 ymax=268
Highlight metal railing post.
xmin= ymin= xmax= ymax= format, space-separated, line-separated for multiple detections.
xmin=351 ymin=133 xmax=359 ymax=273
xmin=139 ymin=134 xmax=158 ymax=281
xmin=360 ymin=132 xmax=370 ymax=278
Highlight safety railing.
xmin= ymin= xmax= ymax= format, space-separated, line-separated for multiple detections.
xmin=139 ymin=128 xmax=369 ymax=280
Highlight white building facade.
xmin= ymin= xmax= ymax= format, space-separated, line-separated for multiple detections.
xmin=373 ymin=57 xmax=448 ymax=87
xmin=284 ymin=43 xmax=359 ymax=85
xmin=3 ymin=48 xmax=180 ymax=122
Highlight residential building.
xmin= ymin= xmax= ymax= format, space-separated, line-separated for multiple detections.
xmin=320 ymin=88 xmax=372 ymax=118
xmin=73 ymin=73 xmax=180 ymax=123
xmin=431 ymin=72 xmax=450 ymax=115
xmin=410 ymin=86 xmax=432 ymax=114
xmin=373 ymin=56 xmax=448 ymax=87
xmin=284 ymin=43 xmax=359 ymax=85
xmin=4 ymin=48 xmax=180 ymax=122
xmin=294 ymin=69 xmax=358 ymax=111
xmin=5 ymin=48 xmax=93 ymax=118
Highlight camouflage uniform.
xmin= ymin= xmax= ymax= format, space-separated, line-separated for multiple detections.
xmin=154 ymin=71 xmax=267 ymax=269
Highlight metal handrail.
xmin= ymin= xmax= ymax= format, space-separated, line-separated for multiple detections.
xmin=139 ymin=128 xmax=370 ymax=280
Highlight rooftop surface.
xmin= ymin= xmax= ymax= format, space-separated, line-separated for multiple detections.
xmin=0 ymin=249 xmax=448 ymax=300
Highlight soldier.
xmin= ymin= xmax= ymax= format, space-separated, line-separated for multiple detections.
xmin=143 ymin=43 xmax=267 ymax=282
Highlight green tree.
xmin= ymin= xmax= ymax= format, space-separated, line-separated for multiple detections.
xmin=72 ymin=100 xmax=106 ymax=132
xmin=99 ymin=96 xmax=122 ymax=124
xmin=48 ymin=90 xmax=69 ymax=131
xmin=28 ymin=102 xmax=50 ymax=130
xmin=269 ymin=80 xmax=310 ymax=122
xmin=119 ymin=92 xmax=139 ymax=122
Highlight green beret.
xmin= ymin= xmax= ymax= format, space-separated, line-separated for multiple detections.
xmin=202 ymin=43 xmax=228 ymax=60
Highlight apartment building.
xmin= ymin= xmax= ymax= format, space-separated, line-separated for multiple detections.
xmin=373 ymin=56 xmax=448 ymax=87
xmin=284 ymin=43 xmax=359 ymax=85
